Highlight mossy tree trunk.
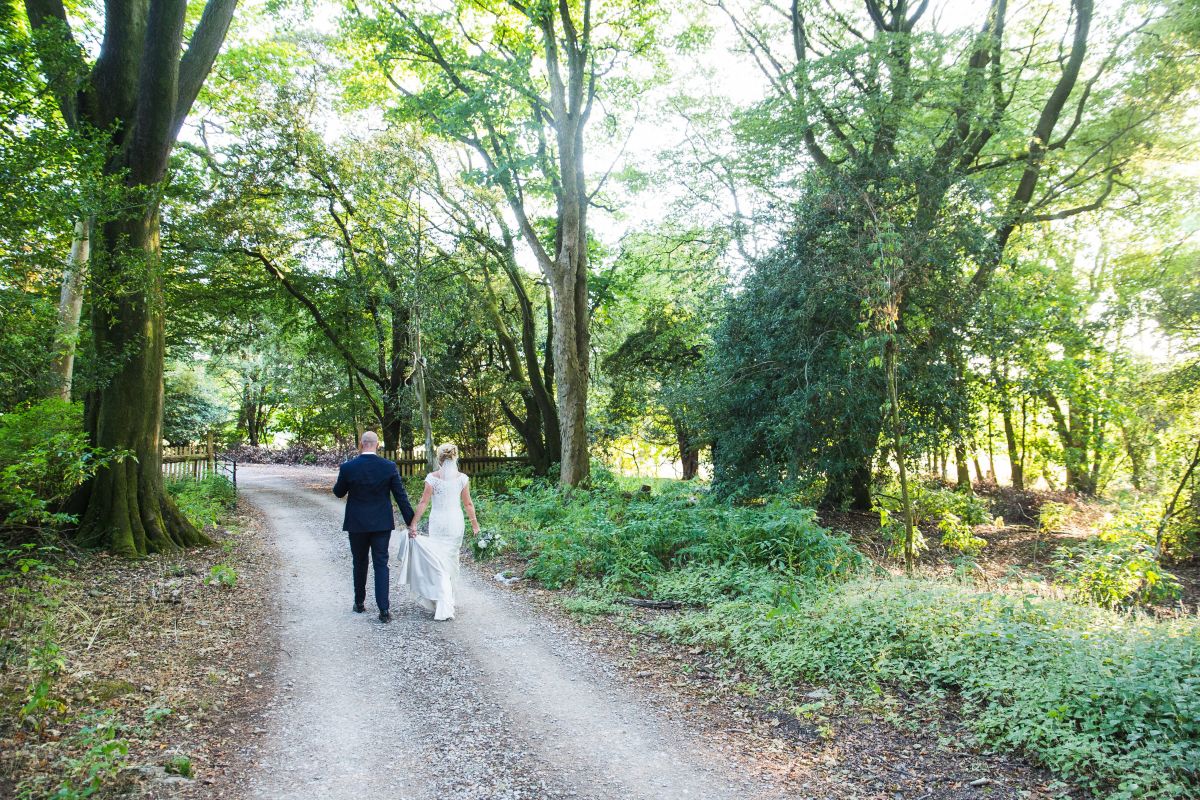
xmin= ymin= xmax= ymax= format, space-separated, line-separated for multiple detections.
xmin=77 ymin=212 xmax=209 ymax=554
xmin=25 ymin=0 xmax=238 ymax=555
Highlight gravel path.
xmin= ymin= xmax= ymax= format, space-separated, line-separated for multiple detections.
xmin=240 ymin=465 xmax=783 ymax=800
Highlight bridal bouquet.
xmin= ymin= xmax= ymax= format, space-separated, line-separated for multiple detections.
xmin=470 ymin=527 xmax=505 ymax=560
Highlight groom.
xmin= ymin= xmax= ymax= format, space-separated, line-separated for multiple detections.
xmin=332 ymin=431 xmax=415 ymax=623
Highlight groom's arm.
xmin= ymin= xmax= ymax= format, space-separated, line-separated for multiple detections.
xmin=333 ymin=464 xmax=349 ymax=498
xmin=390 ymin=466 xmax=415 ymax=525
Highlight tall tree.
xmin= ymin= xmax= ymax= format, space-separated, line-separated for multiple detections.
xmin=708 ymin=0 xmax=1189 ymax=504
xmin=344 ymin=0 xmax=663 ymax=485
xmin=24 ymin=0 xmax=237 ymax=554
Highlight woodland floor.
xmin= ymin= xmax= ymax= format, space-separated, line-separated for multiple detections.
xmin=0 ymin=497 xmax=279 ymax=799
xmin=4 ymin=466 xmax=1148 ymax=799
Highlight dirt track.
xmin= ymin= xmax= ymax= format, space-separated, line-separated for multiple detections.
xmin=239 ymin=464 xmax=781 ymax=800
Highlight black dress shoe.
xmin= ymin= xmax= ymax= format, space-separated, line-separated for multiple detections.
xmin=378 ymin=610 xmax=392 ymax=623
xmin=353 ymin=603 xmax=365 ymax=613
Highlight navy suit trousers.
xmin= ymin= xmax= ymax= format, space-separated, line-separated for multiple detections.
xmin=349 ymin=530 xmax=391 ymax=612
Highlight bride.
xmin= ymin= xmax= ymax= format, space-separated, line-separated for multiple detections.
xmin=397 ymin=443 xmax=480 ymax=621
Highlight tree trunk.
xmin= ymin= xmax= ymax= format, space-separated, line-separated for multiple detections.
xmin=548 ymin=265 xmax=590 ymax=486
xmin=673 ymin=419 xmax=699 ymax=481
xmin=25 ymin=0 xmax=237 ymax=556
xmin=411 ymin=316 xmax=436 ymax=472
xmin=76 ymin=213 xmax=209 ymax=555
xmin=49 ymin=218 xmax=90 ymax=400
xmin=1001 ymin=396 xmax=1024 ymax=490
xmin=954 ymin=442 xmax=971 ymax=491
xmin=482 ymin=255 xmax=555 ymax=476
xmin=886 ymin=340 xmax=917 ymax=571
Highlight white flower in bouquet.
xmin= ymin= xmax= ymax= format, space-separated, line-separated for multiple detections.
xmin=472 ymin=527 xmax=503 ymax=559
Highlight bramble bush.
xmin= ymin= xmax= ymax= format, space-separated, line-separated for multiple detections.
xmin=651 ymin=577 xmax=1200 ymax=799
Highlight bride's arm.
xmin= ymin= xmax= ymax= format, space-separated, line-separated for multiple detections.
xmin=461 ymin=483 xmax=480 ymax=535
xmin=409 ymin=482 xmax=434 ymax=538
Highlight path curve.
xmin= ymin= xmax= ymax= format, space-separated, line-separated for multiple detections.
xmin=240 ymin=464 xmax=782 ymax=800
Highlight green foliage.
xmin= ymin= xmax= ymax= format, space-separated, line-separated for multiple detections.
xmin=485 ymin=481 xmax=861 ymax=593
xmin=164 ymin=754 xmax=193 ymax=778
xmin=1039 ymin=501 xmax=1074 ymax=533
xmin=204 ymin=563 xmax=238 ymax=589
xmin=561 ymin=593 xmax=622 ymax=619
xmin=1052 ymin=506 xmax=1181 ymax=608
xmin=17 ymin=712 xmax=131 ymax=800
xmin=652 ymin=578 xmax=1200 ymax=799
xmin=165 ymin=475 xmax=236 ymax=530
xmin=876 ymin=483 xmax=989 ymax=560
xmin=707 ymin=169 xmax=981 ymax=505
xmin=937 ymin=513 xmax=987 ymax=556
xmin=162 ymin=365 xmax=229 ymax=445
xmin=0 ymin=400 xmax=124 ymax=530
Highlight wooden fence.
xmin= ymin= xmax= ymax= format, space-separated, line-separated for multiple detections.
xmin=162 ymin=442 xmax=237 ymax=485
xmin=380 ymin=448 xmax=527 ymax=477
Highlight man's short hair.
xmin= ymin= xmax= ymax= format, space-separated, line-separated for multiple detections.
xmin=360 ymin=431 xmax=380 ymax=448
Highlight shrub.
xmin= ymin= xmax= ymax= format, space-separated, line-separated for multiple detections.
xmin=875 ymin=482 xmax=989 ymax=560
xmin=937 ymin=512 xmax=987 ymax=555
xmin=165 ymin=475 xmax=236 ymax=529
xmin=1053 ymin=506 xmax=1181 ymax=608
xmin=484 ymin=482 xmax=861 ymax=593
xmin=204 ymin=563 xmax=237 ymax=589
xmin=0 ymin=400 xmax=124 ymax=530
xmin=652 ymin=578 xmax=1200 ymax=799
xmin=1039 ymin=501 xmax=1074 ymax=533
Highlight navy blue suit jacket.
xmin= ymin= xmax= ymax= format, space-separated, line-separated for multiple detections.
xmin=332 ymin=454 xmax=415 ymax=533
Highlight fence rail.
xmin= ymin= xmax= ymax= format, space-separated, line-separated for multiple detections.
xmin=381 ymin=449 xmax=528 ymax=477
xmin=162 ymin=441 xmax=237 ymax=485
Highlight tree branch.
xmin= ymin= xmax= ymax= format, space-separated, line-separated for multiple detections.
xmin=171 ymin=0 xmax=238 ymax=142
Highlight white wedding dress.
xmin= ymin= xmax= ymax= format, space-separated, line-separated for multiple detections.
xmin=397 ymin=464 xmax=469 ymax=620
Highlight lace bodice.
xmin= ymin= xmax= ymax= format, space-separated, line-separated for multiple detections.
xmin=425 ymin=471 xmax=468 ymax=536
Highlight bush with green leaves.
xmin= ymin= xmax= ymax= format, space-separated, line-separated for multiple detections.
xmin=875 ymin=482 xmax=989 ymax=559
xmin=1039 ymin=501 xmax=1074 ymax=533
xmin=0 ymin=400 xmax=124 ymax=530
xmin=1052 ymin=505 xmax=1181 ymax=608
xmin=485 ymin=481 xmax=862 ymax=593
xmin=652 ymin=577 xmax=1199 ymax=799
xmin=165 ymin=475 xmax=237 ymax=530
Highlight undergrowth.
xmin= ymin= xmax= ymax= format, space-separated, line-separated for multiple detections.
xmin=648 ymin=577 xmax=1199 ymax=799
xmin=477 ymin=472 xmax=1198 ymax=799
xmin=484 ymin=478 xmax=861 ymax=593
xmin=165 ymin=475 xmax=237 ymax=530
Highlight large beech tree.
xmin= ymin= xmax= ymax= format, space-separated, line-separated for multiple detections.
xmin=25 ymin=0 xmax=237 ymax=554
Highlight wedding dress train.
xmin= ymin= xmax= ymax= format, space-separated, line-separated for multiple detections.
xmin=397 ymin=468 xmax=468 ymax=620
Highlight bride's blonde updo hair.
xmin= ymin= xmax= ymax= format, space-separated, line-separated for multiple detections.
xmin=436 ymin=443 xmax=459 ymax=465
